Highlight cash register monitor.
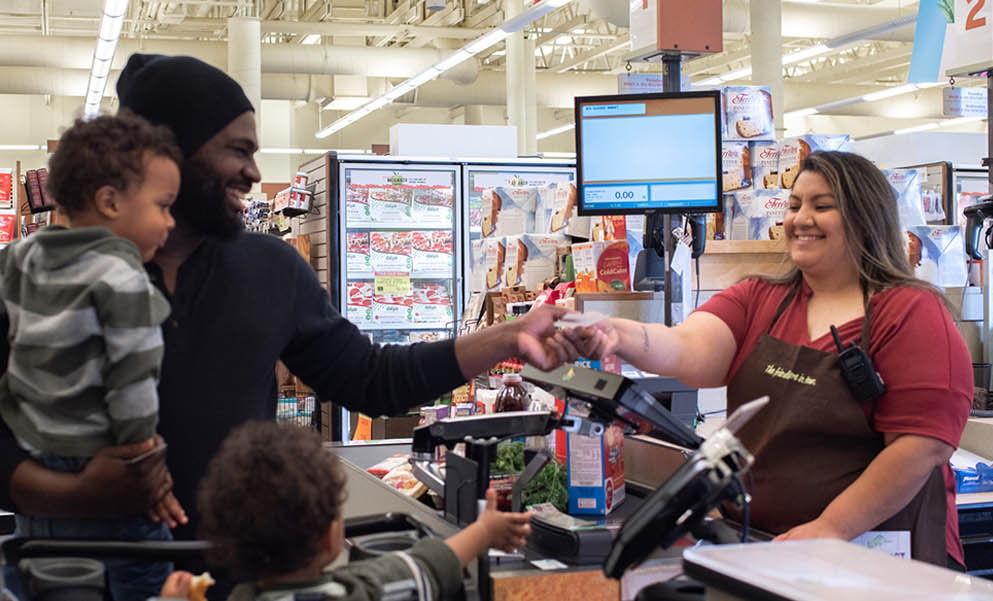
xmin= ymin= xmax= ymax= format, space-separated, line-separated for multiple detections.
xmin=575 ymin=91 xmax=723 ymax=216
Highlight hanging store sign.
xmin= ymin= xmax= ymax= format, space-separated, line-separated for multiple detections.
xmin=910 ymin=0 xmax=993 ymax=82
xmin=943 ymin=86 xmax=989 ymax=116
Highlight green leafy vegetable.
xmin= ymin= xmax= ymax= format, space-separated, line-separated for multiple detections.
xmin=493 ymin=441 xmax=525 ymax=474
xmin=524 ymin=460 xmax=569 ymax=512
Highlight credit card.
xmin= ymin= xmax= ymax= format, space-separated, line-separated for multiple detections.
xmin=554 ymin=311 xmax=609 ymax=329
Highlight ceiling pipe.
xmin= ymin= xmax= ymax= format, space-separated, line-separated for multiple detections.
xmin=0 ymin=34 xmax=480 ymax=84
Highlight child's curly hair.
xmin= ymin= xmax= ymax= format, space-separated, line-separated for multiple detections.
xmin=197 ymin=421 xmax=348 ymax=581
xmin=47 ymin=110 xmax=182 ymax=217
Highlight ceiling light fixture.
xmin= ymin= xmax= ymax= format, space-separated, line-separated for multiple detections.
xmin=784 ymin=108 xmax=819 ymax=119
xmin=83 ymin=0 xmax=128 ymax=120
xmin=0 ymin=145 xmax=44 ymax=151
xmin=536 ymin=123 xmax=575 ymax=140
xmin=300 ymin=34 xmax=321 ymax=45
xmin=316 ymin=0 xmax=574 ymax=139
xmin=893 ymin=123 xmax=941 ymax=135
xmin=861 ymin=83 xmax=921 ymax=102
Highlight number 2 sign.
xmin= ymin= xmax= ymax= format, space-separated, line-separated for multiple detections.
xmin=939 ymin=0 xmax=993 ymax=77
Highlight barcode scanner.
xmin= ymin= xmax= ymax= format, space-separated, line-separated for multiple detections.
xmin=830 ymin=325 xmax=886 ymax=404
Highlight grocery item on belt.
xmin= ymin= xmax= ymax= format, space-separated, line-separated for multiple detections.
xmin=750 ymin=140 xmax=780 ymax=190
xmin=566 ymin=400 xmax=625 ymax=516
xmin=381 ymin=463 xmax=428 ymax=498
xmin=723 ymin=86 xmax=775 ymax=141
xmin=778 ymin=135 xmax=851 ymax=189
xmin=721 ymin=142 xmax=752 ymax=192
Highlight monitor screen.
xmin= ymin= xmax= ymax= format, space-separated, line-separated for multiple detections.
xmin=575 ymin=91 xmax=723 ymax=215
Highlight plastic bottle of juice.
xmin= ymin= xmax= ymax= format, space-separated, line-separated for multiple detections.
xmin=494 ymin=373 xmax=528 ymax=412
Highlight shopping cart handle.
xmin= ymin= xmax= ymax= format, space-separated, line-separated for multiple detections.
xmin=2 ymin=537 xmax=212 ymax=564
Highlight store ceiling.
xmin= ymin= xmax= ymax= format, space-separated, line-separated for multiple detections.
xmin=0 ymin=0 xmax=985 ymax=145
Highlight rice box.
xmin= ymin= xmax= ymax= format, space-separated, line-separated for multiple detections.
xmin=750 ymin=141 xmax=780 ymax=190
xmin=573 ymin=241 xmax=631 ymax=293
xmin=723 ymin=86 xmax=774 ymax=141
xmin=411 ymin=230 xmax=453 ymax=278
xmin=346 ymin=232 xmax=372 ymax=278
xmin=504 ymin=233 xmax=564 ymax=290
xmin=566 ymin=400 xmax=625 ymax=516
xmin=778 ymin=135 xmax=851 ymax=189
xmin=721 ymin=142 xmax=752 ymax=192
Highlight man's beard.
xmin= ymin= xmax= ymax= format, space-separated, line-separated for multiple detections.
xmin=174 ymin=158 xmax=245 ymax=240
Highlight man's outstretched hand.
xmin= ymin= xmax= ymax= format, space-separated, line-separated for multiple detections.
xmin=512 ymin=305 xmax=580 ymax=371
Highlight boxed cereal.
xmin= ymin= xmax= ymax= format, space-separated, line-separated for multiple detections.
xmin=566 ymin=400 xmax=625 ymax=516
xmin=503 ymin=233 xmax=565 ymax=290
xmin=778 ymin=135 xmax=851 ymax=189
xmin=723 ymin=86 xmax=774 ymax=141
xmin=750 ymin=141 xmax=780 ymax=190
xmin=573 ymin=241 xmax=631 ymax=293
xmin=721 ymin=142 xmax=752 ymax=192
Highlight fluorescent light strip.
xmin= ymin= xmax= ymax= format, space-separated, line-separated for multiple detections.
xmin=0 ymin=145 xmax=44 ymax=151
xmin=785 ymin=108 xmax=819 ymax=119
xmin=83 ymin=0 xmax=129 ymax=120
xmin=893 ymin=123 xmax=940 ymax=135
xmin=316 ymin=0 xmax=573 ymax=139
xmin=861 ymin=83 xmax=920 ymax=102
xmin=787 ymin=82 xmax=948 ymax=121
xmin=536 ymin=122 xmax=575 ymax=140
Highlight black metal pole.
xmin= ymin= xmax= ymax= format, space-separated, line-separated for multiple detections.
xmin=661 ymin=53 xmax=682 ymax=327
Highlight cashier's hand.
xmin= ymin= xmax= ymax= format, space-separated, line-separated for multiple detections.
xmin=514 ymin=305 xmax=579 ymax=370
xmin=773 ymin=518 xmax=847 ymax=543
xmin=557 ymin=319 xmax=620 ymax=361
xmin=479 ymin=488 xmax=532 ymax=552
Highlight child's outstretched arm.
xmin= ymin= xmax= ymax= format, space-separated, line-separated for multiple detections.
xmin=445 ymin=488 xmax=532 ymax=567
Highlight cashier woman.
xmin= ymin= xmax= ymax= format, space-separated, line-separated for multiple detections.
xmin=558 ymin=151 xmax=972 ymax=570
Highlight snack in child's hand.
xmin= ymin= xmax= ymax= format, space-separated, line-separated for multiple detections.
xmin=188 ymin=572 xmax=215 ymax=601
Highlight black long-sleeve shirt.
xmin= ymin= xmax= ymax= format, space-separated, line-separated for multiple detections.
xmin=0 ymin=232 xmax=465 ymax=538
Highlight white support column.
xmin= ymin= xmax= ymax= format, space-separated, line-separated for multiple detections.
xmin=505 ymin=0 xmax=537 ymax=155
xmin=227 ymin=16 xmax=262 ymax=122
xmin=750 ymin=0 xmax=784 ymax=136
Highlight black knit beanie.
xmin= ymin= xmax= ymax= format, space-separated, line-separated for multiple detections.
xmin=116 ymin=53 xmax=255 ymax=158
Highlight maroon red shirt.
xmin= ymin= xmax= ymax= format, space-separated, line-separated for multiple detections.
xmin=699 ymin=277 xmax=972 ymax=564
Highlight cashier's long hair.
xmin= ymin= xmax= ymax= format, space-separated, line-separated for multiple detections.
xmin=754 ymin=151 xmax=950 ymax=308
xmin=197 ymin=421 xmax=348 ymax=580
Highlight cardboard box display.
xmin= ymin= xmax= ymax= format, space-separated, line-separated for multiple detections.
xmin=481 ymin=187 xmax=537 ymax=238
xmin=537 ymin=182 xmax=581 ymax=234
xmin=504 ymin=234 xmax=565 ymax=290
xmin=721 ymin=142 xmax=752 ymax=192
xmin=345 ymin=281 xmax=373 ymax=326
xmin=750 ymin=141 xmax=780 ymax=190
xmin=566 ymin=400 xmax=625 ymax=516
xmin=411 ymin=230 xmax=454 ymax=278
xmin=884 ymin=168 xmax=927 ymax=229
xmin=726 ymin=190 xmax=751 ymax=241
xmin=723 ymin=86 xmax=775 ymax=141
xmin=573 ymin=241 xmax=632 ymax=293
xmin=346 ymin=232 xmax=372 ymax=278
xmin=484 ymin=237 xmax=507 ymax=291
xmin=778 ymin=135 xmax=851 ymax=189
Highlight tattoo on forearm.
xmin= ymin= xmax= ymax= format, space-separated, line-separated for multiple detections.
xmin=641 ymin=325 xmax=650 ymax=352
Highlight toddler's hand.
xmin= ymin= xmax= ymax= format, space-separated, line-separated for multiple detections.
xmin=148 ymin=490 xmax=187 ymax=528
xmin=160 ymin=570 xmax=192 ymax=598
xmin=478 ymin=488 xmax=532 ymax=552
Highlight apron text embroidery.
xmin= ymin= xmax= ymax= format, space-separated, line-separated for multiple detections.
xmin=765 ymin=364 xmax=817 ymax=386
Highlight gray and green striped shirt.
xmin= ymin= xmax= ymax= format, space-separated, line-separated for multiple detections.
xmin=0 ymin=226 xmax=170 ymax=457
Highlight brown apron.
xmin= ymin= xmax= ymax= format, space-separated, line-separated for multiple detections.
xmin=723 ymin=284 xmax=948 ymax=566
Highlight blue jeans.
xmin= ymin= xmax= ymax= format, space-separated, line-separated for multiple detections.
xmin=9 ymin=455 xmax=172 ymax=601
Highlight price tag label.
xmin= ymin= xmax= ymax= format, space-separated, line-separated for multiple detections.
xmin=374 ymin=273 xmax=411 ymax=295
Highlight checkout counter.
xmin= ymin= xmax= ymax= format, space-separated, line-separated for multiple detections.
xmin=333 ymin=365 xmax=993 ymax=601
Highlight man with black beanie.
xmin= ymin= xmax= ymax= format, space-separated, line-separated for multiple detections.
xmin=0 ymin=54 xmax=575 ymax=599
